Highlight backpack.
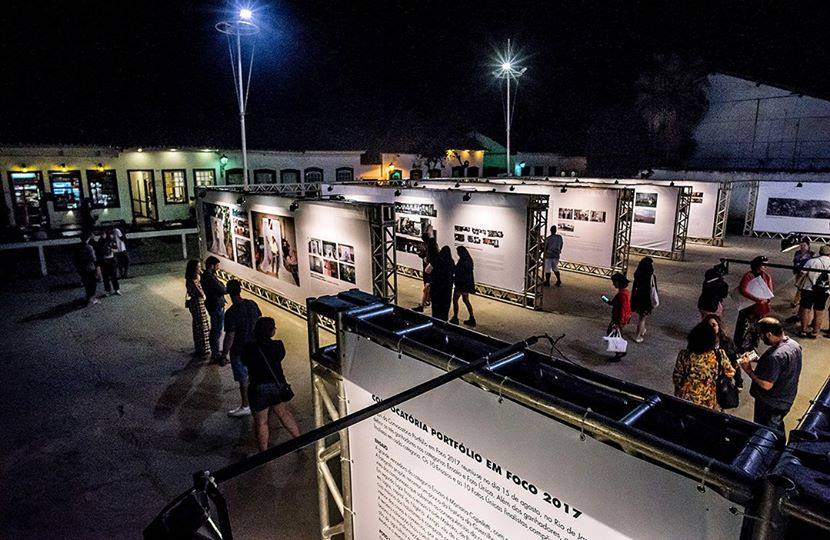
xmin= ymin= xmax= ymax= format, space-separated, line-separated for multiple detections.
xmin=814 ymin=267 xmax=830 ymax=292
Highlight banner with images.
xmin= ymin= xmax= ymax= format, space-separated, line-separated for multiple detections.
xmin=199 ymin=190 xmax=375 ymax=309
xmin=753 ymin=181 xmax=830 ymax=235
xmin=252 ymin=211 xmax=301 ymax=287
xmin=629 ymin=185 xmax=679 ymax=252
xmin=394 ymin=199 xmax=438 ymax=269
xmin=203 ymin=202 xmax=234 ymax=260
xmin=341 ymin=332 xmax=744 ymax=540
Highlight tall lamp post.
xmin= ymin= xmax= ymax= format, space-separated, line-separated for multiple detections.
xmin=217 ymin=7 xmax=259 ymax=188
xmin=492 ymin=39 xmax=527 ymax=176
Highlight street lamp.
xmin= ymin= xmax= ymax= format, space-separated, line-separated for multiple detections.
xmin=492 ymin=39 xmax=527 ymax=176
xmin=216 ymin=6 xmax=260 ymax=188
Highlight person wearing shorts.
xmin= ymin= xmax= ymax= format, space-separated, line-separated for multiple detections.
xmin=543 ymin=225 xmax=563 ymax=287
xmin=798 ymin=244 xmax=830 ymax=338
xmin=222 ymin=279 xmax=262 ymax=417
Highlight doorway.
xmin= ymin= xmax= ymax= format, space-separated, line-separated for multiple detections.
xmin=128 ymin=170 xmax=158 ymax=222
xmin=8 ymin=171 xmax=49 ymax=229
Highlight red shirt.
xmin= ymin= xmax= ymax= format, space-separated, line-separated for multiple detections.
xmin=739 ymin=270 xmax=774 ymax=317
xmin=611 ymin=288 xmax=632 ymax=326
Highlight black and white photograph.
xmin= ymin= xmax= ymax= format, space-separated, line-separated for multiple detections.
xmin=454 ymin=233 xmax=465 ymax=242
xmin=574 ymin=209 xmax=590 ymax=221
xmin=339 ymin=263 xmax=356 ymax=284
xmin=691 ymin=191 xmax=704 ymax=204
xmin=234 ymin=238 xmax=252 ymax=268
xmin=232 ymin=208 xmax=250 ymax=237
xmin=322 ymin=241 xmax=337 ymax=259
xmin=558 ymin=222 xmax=575 ymax=232
xmin=309 ymin=238 xmax=323 ymax=256
xmin=482 ymin=237 xmax=500 ymax=248
xmin=766 ymin=197 xmax=830 ymax=220
xmin=309 ymin=255 xmax=324 ymax=274
xmin=590 ymin=210 xmax=607 ymax=223
xmin=395 ymin=201 xmax=437 ymax=217
xmin=396 ymin=237 xmax=423 ymax=254
xmin=467 ymin=235 xmax=481 ymax=244
xmin=487 ymin=229 xmax=504 ymax=238
xmin=323 ymin=259 xmax=339 ymax=279
xmin=634 ymin=207 xmax=657 ymax=224
xmin=558 ymin=208 xmax=573 ymax=220
xmin=635 ymin=192 xmax=659 ymax=208
xmin=396 ymin=216 xmax=422 ymax=238
xmin=454 ymin=225 xmax=470 ymax=232
xmin=337 ymin=243 xmax=355 ymax=264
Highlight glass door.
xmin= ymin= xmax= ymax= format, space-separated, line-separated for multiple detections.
xmin=9 ymin=171 xmax=49 ymax=229
xmin=128 ymin=170 xmax=158 ymax=221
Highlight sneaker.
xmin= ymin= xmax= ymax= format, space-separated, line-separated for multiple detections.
xmin=228 ymin=406 xmax=251 ymax=417
xmin=555 ymin=281 xmax=562 ymax=288
xmin=634 ymin=336 xmax=644 ymax=343
xmin=87 ymin=298 xmax=100 ymax=307
xmin=114 ymin=290 xmax=123 ymax=296
xmin=463 ymin=318 xmax=477 ymax=327
xmin=449 ymin=317 xmax=459 ymax=324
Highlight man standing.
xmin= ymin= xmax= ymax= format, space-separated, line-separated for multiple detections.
xmin=94 ymin=228 xmax=121 ymax=296
xmin=75 ymin=234 xmax=99 ymax=306
xmin=797 ymin=244 xmax=830 ymax=338
xmin=221 ymin=280 xmax=262 ymax=417
xmin=112 ymin=225 xmax=130 ymax=279
xmin=201 ymin=256 xmax=226 ymax=362
xmin=740 ymin=318 xmax=802 ymax=432
xmin=543 ymin=225 xmax=564 ymax=287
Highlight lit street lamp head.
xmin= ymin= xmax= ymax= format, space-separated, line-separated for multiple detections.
xmin=239 ymin=8 xmax=253 ymax=20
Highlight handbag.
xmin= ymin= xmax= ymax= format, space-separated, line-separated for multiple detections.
xmin=257 ymin=345 xmax=295 ymax=406
xmin=603 ymin=328 xmax=628 ymax=354
xmin=715 ymin=350 xmax=739 ymax=410
xmin=650 ymin=275 xmax=660 ymax=308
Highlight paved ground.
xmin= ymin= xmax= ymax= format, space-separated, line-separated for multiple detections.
xmin=0 ymin=235 xmax=827 ymax=538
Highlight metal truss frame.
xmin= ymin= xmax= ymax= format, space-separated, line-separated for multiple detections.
xmin=523 ymin=194 xmax=548 ymax=309
xmin=687 ymin=181 xmax=731 ymax=247
xmin=630 ymin=186 xmax=691 ymax=261
xmin=367 ymin=203 xmax=397 ymax=304
xmin=397 ymin=264 xmax=535 ymax=308
xmin=203 ymin=182 xmax=321 ymax=195
xmin=559 ymin=187 xmax=633 ymax=278
xmin=308 ymin=307 xmax=353 ymax=540
xmin=742 ymin=180 xmax=830 ymax=242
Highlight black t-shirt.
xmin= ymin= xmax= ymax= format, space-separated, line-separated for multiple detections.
xmin=750 ymin=337 xmax=802 ymax=410
xmin=224 ymin=299 xmax=262 ymax=356
xmin=241 ymin=339 xmax=287 ymax=388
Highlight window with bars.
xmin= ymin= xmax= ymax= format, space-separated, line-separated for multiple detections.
xmin=194 ymin=169 xmax=215 ymax=187
xmin=304 ymin=167 xmax=324 ymax=183
xmin=162 ymin=169 xmax=187 ymax=204
xmin=335 ymin=167 xmax=354 ymax=182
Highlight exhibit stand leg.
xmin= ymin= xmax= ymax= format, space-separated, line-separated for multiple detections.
xmin=670 ymin=187 xmax=691 ymax=261
xmin=522 ymin=194 xmax=548 ymax=309
xmin=368 ymin=203 xmax=397 ymax=304
xmin=743 ymin=180 xmax=760 ymax=237
xmin=687 ymin=182 xmax=731 ymax=247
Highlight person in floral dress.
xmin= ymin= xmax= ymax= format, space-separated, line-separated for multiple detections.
xmin=673 ymin=321 xmax=736 ymax=410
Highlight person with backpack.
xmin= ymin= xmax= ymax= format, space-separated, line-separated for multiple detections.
xmin=797 ymin=244 xmax=830 ymax=338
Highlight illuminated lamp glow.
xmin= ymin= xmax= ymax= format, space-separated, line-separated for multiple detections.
xmin=169 ymin=148 xmax=178 ymax=152
xmin=137 ymin=148 xmax=144 ymax=152
xmin=501 ymin=62 xmax=512 ymax=71
xmin=239 ymin=8 xmax=253 ymax=20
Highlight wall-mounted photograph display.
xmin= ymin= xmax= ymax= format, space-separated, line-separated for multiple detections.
xmin=766 ymin=197 xmax=830 ymax=220
xmin=453 ymin=233 xmax=465 ymax=242
xmin=558 ymin=222 xmax=575 ymax=232
xmin=232 ymin=208 xmax=250 ymax=237
xmin=691 ymin=191 xmax=704 ymax=204
xmin=454 ymin=224 xmax=503 ymax=249
xmin=394 ymin=201 xmax=437 ymax=217
xmin=558 ymin=208 xmax=573 ymax=220
xmin=635 ymin=192 xmax=659 ymax=208
xmin=203 ymin=203 xmax=233 ymax=259
xmin=87 ymin=170 xmax=120 ymax=209
xmin=395 ymin=201 xmax=437 ymax=262
xmin=234 ymin=238 xmax=252 ymax=267
xmin=251 ymin=211 xmax=300 ymax=286
xmin=590 ymin=210 xmax=607 ymax=222
xmin=634 ymin=207 xmax=657 ymax=224
xmin=396 ymin=216 xmax=429 ymax=238
xmin=309 ymin=237 xmax=357 ymax=285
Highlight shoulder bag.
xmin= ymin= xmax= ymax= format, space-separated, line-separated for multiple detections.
xmin=256 ymin=345 xmax=295 ymax=407
xmin=650 ymin=275 xmax=660 ymax=308
xmin=715 ymin=349 xmax=739 ymax=410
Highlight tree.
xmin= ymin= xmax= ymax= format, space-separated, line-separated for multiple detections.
xmin=635 ymin=54 xmax=709 ymax=166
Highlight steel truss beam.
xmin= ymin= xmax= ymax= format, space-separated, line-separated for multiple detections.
xmin=367 ymin=203 xmax=397 ymax=303
xmin=202 ymin=182 xmax=322 ymax=195
xmin=523 ymin=194 xmax=548 ymax=309
xmin=630 ymin=186 xmax=690 ymax=261
xmin=743 ymin=180 xmax=759 ymax=236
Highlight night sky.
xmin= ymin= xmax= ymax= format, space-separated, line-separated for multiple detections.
xmin=1 ymin=1 xmax=829 ymax=153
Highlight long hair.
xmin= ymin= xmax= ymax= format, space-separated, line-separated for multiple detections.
xmin=634 ymin=257 xmax=654 ymax=284
xmin=456 ymin=245 xmax=473 ymax=269
xmin=437 ymin=245 xmax=454 ymax=266
xmin=686 ymin=321 xmax=717 ymax=354
xmin=254 ymin=317 xmax=277 ymax=342
xmin=425 ymin=237 xmax=440 ymax=264
xmin=185 ymin=259 xmax=200 ymax=281
xmin=701 ymin=313 xmax=730 ymax=343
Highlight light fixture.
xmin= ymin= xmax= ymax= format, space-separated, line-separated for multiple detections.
xmin=614 ymin=179 xmax=620 ymax=184
xmin=169 ymin=148 xmax=178 ymax=152
xmin=780 ymin=233 xmax=803 ymax=253
xmin=560 ymin=186 xmax=568 ymax=193
xmin=560 ymin=171 xmax=567 ymax=177
xmin=796 ymin=182 xmax=804 ymax=188
xmin=326 ymin=185 xmax=333 ymax=192
xmin=20 ymin=163 xmax=27 ymax=171
xmin=574 ymin=178 xmax=580 ymax=183
xmin=237 ymin=195 xmax=246 ymax=205
xmin=219 ymin=154 xmax=229 ymax=166
xmin=413 ymin=182 xmax=419 ymax=187
xmin=570 ymin=171 xmax=577 ymax=177
xmin=97 ymin=163 xmax=104 ymax=172
xmin=509 ymin=185 xmax=515 ymax=191
xmin=137 ymin=147 xmax=144 ymax=152
xmin=454 ymin=182 xmax=460 ymax=188
xmin=669 ymin=181 xmax=675 ymax=186
xmin=394 ymin=189 xmax=401 ymax=197
xmin=289 ymin=201 xmax=299 ymax=212
xmin=60 ymin=163 xmax=67 ymax=172
xmin=239 ymin=8 xmax=253 ymax=20
xmin=462 ymin=193 xmax=472 ymax=202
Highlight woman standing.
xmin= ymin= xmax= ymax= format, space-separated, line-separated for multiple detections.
xmin=242 ymin=317 xmax=301 ymax=451
xmin=185 ymin=259 xmax=211 ymax=359
xmin=673 ymin=322 xmax=736 ymax=410
xmin=605 ymin=272 xmax=631 ymax=362
xmin=703 ymin=314 xmax=744 ymax=390
xmin=698 ymin=266 xmax=729 ymax=318
xmin=792 ymin=238 xmax=814 ymax=307
xmin=450 ymin=246 xmax=476 ymax=327
xmin=414 ymin=236 xmax=439 ymax=313
xmin=429 ymin=246 xmax=456 ymax=321
xmin=630 ymin=257 xmax=658 ymax=343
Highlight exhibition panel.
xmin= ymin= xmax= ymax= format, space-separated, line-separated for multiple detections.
xmin=306 ymin=293 xmax=783 ymax=540
xmin=325 ymin=183 xmax=546 ymax=307
xmin=747 ymin=180 xmax=830 ymax=241
xmin=198 ymin=189 xmax=393 ymax=317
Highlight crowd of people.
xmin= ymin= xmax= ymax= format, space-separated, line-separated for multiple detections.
xmin=184 ymin=259 xmax=302 ymax=451
xmin=74 ymin=225 xmax=129 ymax=306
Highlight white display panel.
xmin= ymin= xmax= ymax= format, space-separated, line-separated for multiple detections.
xmin=199 ymin=191 xmax=374 ymax=305
xmin=342 ymin=333 xmax=744 ymax=540
xmin=683 ymin=181 xmax=721 ymax=239
xmin=629 ymin=185 xmax=679 ymax=252
xmin=753 ymin=181 xmax=830 ymax=236
xmin=326 ymin=184 xmax=532 ymax=294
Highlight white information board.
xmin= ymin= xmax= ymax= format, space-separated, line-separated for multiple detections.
xmin=753 ymin=181 xmax=830 ymax=236
xmin=629 ymin=185 xmax=679 ymax=252
xmin=199 ymin=191 xmax=374 ymax=305
xmin=342 ymin=332 xmax=744 ymax=540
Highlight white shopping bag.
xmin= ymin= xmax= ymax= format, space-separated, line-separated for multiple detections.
xmin=603 ymin=329 xmax=628 ymax=354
